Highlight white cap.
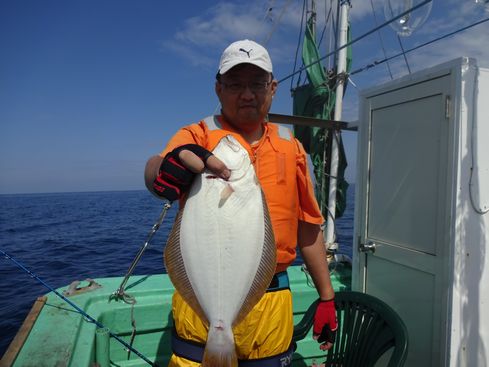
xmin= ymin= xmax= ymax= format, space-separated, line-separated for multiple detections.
xmin=218 ymin=39 xmax=273 ymax=75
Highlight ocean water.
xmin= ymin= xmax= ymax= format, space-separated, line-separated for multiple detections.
xmin=0 ymin=188 xmax=354 ymax=356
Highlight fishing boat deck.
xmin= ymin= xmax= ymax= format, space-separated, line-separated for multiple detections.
xmin=3 ymin=263 xmax=351 ymax=367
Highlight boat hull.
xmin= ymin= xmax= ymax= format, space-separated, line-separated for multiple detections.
xmin=1 ymin=264 xmax=351 ymax=367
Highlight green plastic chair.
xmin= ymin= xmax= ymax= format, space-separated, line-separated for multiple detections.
xmin=293 ymin=291 xmax=408 ymax=367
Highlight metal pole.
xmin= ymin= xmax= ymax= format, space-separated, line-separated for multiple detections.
xmin=311 ymin=0 xmax=316 ymax=29
xmin=113 ymin=202 xmax=172 ymax=300
xmin=325 ymin=0 xmax=349 ymax=249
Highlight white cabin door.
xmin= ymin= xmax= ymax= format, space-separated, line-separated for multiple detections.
xmin=356 ymin=74 xmax=453 ymax=366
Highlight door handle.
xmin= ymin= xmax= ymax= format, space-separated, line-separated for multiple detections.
xmin=359 ymin=241 xmax=376 ymax=253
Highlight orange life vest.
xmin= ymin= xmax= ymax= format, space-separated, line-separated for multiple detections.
xmin=161 ymin=115 xmax=323 ymax=272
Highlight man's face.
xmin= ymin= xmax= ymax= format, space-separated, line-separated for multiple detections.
xmin=215 ymin=64 xmax=277 ymax=131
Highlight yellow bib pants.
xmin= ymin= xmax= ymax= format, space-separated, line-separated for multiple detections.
xmin=169 ymin=289 xmax=293 ymax=366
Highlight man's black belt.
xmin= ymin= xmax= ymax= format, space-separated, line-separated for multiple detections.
xmin=171 ymin=330 xmax=295 ymax=367
xmin=267 ymin=271 xmax=289 ymax=292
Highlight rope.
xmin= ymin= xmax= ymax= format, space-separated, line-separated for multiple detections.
xmin=301 ymin=264 xmax=316 ymax=288
xmin=0 ymin=249 xmax=159 ymax=367
xmin=127 ymin=296 xmax=138 ymax=360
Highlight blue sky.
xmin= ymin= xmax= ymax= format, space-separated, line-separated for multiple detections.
xmin=1 ymin=0 xmax=488 ymax=194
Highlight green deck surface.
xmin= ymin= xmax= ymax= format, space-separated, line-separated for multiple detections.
xmin=9 ymin=263 xmax=351 ymax=367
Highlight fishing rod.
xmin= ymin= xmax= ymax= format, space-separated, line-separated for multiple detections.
xmin=0 ymin=248 xmax=159 ymax=367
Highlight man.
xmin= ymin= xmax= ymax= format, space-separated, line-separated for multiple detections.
xmin=145 ymin=39 xmax=337 ymax=366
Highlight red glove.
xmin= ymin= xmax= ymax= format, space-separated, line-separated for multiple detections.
xmin=153 ymin=144 xmax=213 ymax=201
xmin=313 ymin=298 xmax=338 ymax=350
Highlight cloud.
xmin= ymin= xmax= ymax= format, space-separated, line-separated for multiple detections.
xmin=162 ymin=39 xmax=216 ymax=69
xmin=407 ymin=26 xmax=489 ymax=71
xmin=385 ymin=0 xmax=489 ymax=75
xmin=164 ymin=0 xmax=489 ymax=85
xmin=162 ymin=2 xmax=274 ymax=64
xmin=161 ymin=0 xmax=311 ymax=72
xmin=175 ymin=2 xmax=269 ymax=46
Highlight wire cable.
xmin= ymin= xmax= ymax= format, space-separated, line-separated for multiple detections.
xmin=396 ymin=34 xmax=412 ymax=74
xmin=369 ymin=0 xmax=393 ymax=79
xmin=317 ymin=0 xmax=334 ymax=50
xmin=263 ymin=0 xmax=294 ymax=46
xmin=350 ymin=16 xmax=489 ymax=76
xmin=326 ymin=0 xmax=336 ymax=70
xmin=278 ymin=0 xmax=433 ymax=84
xmin=263 ymin=0 xmax=275 ymax=22
xmin=469 ymin=69 xmax=489 ymax=215
xmin=291 ymin=0 xmax=307 ymax=92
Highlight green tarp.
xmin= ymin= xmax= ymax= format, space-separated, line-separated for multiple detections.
xmin=293 ymin=17 xmax=350 ymax=219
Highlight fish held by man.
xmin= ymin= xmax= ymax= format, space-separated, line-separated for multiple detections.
xmin=164 ymin=135 xmax=277 ymax=367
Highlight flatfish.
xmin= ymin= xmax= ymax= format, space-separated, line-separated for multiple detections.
xmin=165 ymin=135 xmax=276 ymax=367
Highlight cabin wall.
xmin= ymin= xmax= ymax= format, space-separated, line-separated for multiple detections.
xmin=353 ymin=58 xmax=489 ymax=367
xmin=449 ymin=65 xmax=489 ymax=367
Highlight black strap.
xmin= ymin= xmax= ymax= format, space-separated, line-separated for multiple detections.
xmin=267 ymin=271 xmax=289 ymax=292
xmin=171 ymin=330 xmax=206 ymax=363
xmin=171 ymin=329 xmax=295 ymax=367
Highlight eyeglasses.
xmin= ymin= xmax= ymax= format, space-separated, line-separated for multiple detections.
xmin=219 ymin=80 xmax=272 ymax=94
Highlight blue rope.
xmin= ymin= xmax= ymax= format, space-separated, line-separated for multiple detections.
xmin=1 ymin=249 xmax=159 ymax=367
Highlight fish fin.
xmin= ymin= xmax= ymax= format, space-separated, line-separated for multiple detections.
xmin=164 ymin=208 xmax=208 ymax=324
xmin=234 ymin=189 xmax=277 ymax=326
xmin=202 ymin=324 xmax=238 ymax=367
xmin=218 ymin=184 xmax=234 ymax=207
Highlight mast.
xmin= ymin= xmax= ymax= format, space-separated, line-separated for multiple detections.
xmin=311 ymin=0 xmax=316 ymax=30
xmin=325 ymin=0 xmax=349 ymax=250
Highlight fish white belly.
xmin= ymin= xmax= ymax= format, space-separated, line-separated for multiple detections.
xmin=180 ymin=173 xmax=266 ymax=324
xmin=164 ymin=135 xmax=276 ymax=367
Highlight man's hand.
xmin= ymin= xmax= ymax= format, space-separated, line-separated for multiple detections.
xmin=312 ymin=299 xmax=338 ymax=351
xmin=152 ymin=144 xmax=230 ymax=201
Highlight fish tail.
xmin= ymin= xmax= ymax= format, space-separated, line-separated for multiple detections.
xmin=202 ymin=324 xmax=237 ymax=367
